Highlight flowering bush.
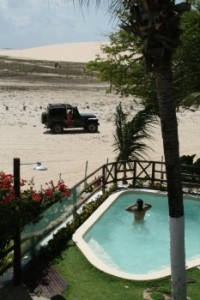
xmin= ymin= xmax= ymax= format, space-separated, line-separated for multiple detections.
xmin=0 ymin=172 xmax=70 ymax=254
xmin=0 ymin=172 xmax=70 ymax=204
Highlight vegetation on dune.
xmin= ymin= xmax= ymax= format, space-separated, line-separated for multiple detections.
xmin=0 ymin=56 xmax=90 ymax=80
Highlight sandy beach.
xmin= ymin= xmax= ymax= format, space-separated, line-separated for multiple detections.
xmin=0 ymin=42 xmax=199 ymax=190
xmin=0 ymin=42 xmax=200 ymax=300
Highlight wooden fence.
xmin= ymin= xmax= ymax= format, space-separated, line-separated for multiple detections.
xmin=71 ymin=160 xmax=200 ymax=209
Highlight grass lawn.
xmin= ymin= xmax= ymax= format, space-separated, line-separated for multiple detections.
xmin=53 ymin=241 xmax=200 ymax=300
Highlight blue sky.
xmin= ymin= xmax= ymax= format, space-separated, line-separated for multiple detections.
xmin=0 ymin=0 xmax=117 ymax=49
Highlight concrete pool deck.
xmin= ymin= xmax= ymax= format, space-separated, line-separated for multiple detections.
xmin=73 ymin=189 xmax=200 ymax=280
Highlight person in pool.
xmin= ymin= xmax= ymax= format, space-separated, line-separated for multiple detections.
xmin=125 ymin=199 xmax=152 ymax=221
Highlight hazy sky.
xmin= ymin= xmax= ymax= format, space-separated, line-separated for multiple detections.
xmin=0 ymin=0 xmax=117 ymax=49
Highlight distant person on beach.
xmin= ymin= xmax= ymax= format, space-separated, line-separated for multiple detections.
xmin=125 ymin=199 xmax=152 ymax=221
xmin=66 ymin=110 xmax=73 ymax=127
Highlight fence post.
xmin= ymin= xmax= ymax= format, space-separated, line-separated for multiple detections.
xmin=133 ymin=161 xmax=137 ymax=186
xmin=102 ymin=165 xmax=106 ymax=193
xmin=161 ymin=156 xmax=164 ymax=180
xmin=84 ymin=161 xmax=88 ymax=188
xmin=123 ymin=161 xmax=127 ymax=184
xmin=72 ymin=188 xmax=77 ymax=217
xmin=151 ymin=162 xmax=155 ymax=186
xmin=114 ymin=162 xmax=118 ymax=184
xmin=13 ymin=158 xmax=21 ymax=285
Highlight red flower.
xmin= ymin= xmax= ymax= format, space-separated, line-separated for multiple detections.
xmin=57 ymin=180 xmax=70 ymax=197
xmin=44 ymin=188 xmax=54 ymax=199
xmin=0 ymin=172 xmax=70 ymax=206
xmin=32 ymin=192 xmax=42 ymax=202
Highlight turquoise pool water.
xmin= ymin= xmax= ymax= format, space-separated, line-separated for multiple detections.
xmin=83 ymin=190 xmax=200 ymax=275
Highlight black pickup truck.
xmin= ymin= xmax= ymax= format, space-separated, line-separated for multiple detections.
xmin=41 ymin=103 xmax=99 ymax=134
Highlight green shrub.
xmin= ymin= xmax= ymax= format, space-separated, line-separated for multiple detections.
xmin=0 ymin=244 xmax=13 ymax=273
xmin=156 ymin=286 xmax=171 ymax=294
xmin=151 ymin=291 xmax=165 ymax=300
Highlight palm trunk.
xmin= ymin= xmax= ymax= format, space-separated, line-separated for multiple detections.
xmin=154 ymin=61 xmax=187 ymax=299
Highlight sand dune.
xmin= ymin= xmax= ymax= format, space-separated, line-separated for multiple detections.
xmin=0 ymin=41 xmax=109 ymax=62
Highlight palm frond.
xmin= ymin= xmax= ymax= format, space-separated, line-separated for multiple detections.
xmin=71 ymin=0 xmax=118 ymax=10
xmin=182 ymin=92 xmax=200 ymax=109
xmin=113 ymin=103 xmax=157 ymax=161
xmin=120 ymin=0 xmax=190 ymax=70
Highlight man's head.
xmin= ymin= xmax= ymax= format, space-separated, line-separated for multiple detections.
xmin=137 ymin=199 xmax=144 ymax=210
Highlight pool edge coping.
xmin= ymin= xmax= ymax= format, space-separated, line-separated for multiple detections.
xmin=72 ymin=188 xmax=200 ymax=280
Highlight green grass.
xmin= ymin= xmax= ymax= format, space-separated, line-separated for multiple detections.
xmin=53 ymin=241 xmax=168 ymax=300
xmin=53 ymin=241 xmax=200 ymax=300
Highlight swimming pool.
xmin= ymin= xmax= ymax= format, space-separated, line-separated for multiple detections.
xmin=73 ymin=189 xmax=200 ymax=280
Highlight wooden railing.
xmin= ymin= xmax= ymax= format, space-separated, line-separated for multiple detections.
xmin=71 ymin=160 xmax=200 ymax=210
xmin=1 ymin=160 xmax=200 ymax=274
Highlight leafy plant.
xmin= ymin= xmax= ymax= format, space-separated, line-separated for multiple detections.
xmin=151 ymin=291 xmax=165 ymax=300
xmin=180 ymin=154 xmax=200 ymax=181
xmin=0 ymin=243 xmax=13 ymax=273
xmin=86 ymin=4 xmax=200 ymax=112
xmin=113 ymin=102 xmax=157 ymax=161
xmin=84 ymin=182 xmax=94 ymax=193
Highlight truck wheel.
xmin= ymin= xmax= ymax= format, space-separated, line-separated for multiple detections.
xmin=41 ymin=112 xmax=47 ymax=124
xmin=87 ymin=122 xmax=98 ymax=133
xmin=52 ymin=124 xmax=63 ymax=134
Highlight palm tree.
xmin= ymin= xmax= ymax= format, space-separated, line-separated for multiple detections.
xmin=121 ymin=3 xmax=190 ymax=298
xmin=69 ymin=1 xmax=190 ymax=298
xmin=113 ymin=103 xmax=156 ymax=184
xmin=113 ymin=102 xmax=156 ymax=161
